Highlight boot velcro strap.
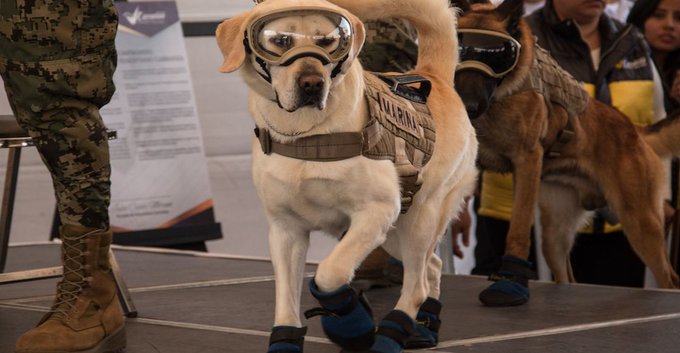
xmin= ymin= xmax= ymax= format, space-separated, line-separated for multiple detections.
xmin=376 ymin=310 xmax=418 ymax=346
xmin=500 ymin=256 xmax=537 ymax=278
xmin=488 ymin=271 xmax=530 ymax=285
xmin=376 ymin=326 xmax=407 ymax=346
xmin=312 ymin=285 xmax=356 ymax=307
xmin=305 ymin=288 xmax=373 ymax=319
xmin=382 ymin=310 xmax=418 ymax=336
xmin=304 ymin=307 xmax=340 ymax=318
xmin=419 ymin=297 xmax=442 ymax=315
xmin=417 ymin=317 xmax=441 ymax=332
xmin=269 ymin=326 xmax=308 ymax=346
xmin=488 ymin=256 xmax=537 ymax=284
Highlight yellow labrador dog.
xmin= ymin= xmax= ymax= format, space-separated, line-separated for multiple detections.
xmin=216 ymin=0 xmax=477 ymax=352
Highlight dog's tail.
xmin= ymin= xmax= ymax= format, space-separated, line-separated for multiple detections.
xmin=327 ymin=0 xmax=458 ymax=82
xmin=643 ymin=111 xmax=680 ymax=159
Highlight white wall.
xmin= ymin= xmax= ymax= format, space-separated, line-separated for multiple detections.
xmin=174 ymin=0 xmax=253 ymax=21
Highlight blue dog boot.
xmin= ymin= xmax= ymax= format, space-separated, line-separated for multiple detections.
xmin=267 ymin=326 xmax=307 ymax=353
xmin=479 ymin=255 xmax=536 ymax=306
xmin=304 ymin=279 xmax=375 ymax=350
xmin=404 ymin=297 xmax=441 ymax=349
xmin=369 ymin=310 xmax=418 ymax=353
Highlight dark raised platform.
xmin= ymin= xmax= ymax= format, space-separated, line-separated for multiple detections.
xmin=2 ymin=243 xmax=680 ymax=353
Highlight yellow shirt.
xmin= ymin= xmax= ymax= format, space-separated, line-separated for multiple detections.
xmin=478 ymin=80 xmax=654 ymax=233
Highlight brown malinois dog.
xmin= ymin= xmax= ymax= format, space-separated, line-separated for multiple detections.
xmin=452 ymin=0 xmax=680 ymax=306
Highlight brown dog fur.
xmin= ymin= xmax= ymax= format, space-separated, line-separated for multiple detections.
xmin=454 ymin=0 xmax=680 ymax=288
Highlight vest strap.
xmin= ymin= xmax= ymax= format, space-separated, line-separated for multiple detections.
xmin=545 ymin=118 xmax=575 ymax=158
xmin=254 ymin=127 xmax=364 ymax=162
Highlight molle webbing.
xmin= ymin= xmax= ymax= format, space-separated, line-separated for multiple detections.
xmin=362 ymin=72 xmax=435 ymax=212
xmin=527 ymin=46 xmax=589 ymax=157
xmin=528 ymin=46 xmax=589 ymax=117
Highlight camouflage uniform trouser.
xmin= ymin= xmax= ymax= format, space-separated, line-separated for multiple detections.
xmin=359 ymin=19 xmax=418 ymax=72
xmin=0 ymin=0 xmax=118 ymax=229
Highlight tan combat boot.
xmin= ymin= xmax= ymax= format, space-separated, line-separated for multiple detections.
xmin=16 ymin=225 xmax=126 ymax=353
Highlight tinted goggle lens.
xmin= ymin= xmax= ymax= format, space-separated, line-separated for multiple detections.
xmin=456 ymin=29 xmax=521 ymax=77
xmin=248 ymin=9 xmax=352 ymax=65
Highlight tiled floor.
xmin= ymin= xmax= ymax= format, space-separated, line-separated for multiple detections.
xmin=2 ymin=243 xmax=680 ymax=353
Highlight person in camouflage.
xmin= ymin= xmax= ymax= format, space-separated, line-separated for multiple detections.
xmin=358 ymin=19 xmax=418 ymax=72
xmin=0 ymin=1 xmax=125 ymax=352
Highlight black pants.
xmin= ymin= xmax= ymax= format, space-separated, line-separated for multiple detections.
xmin=472 ymin=215 xmax=645 ymax=287
xmin=570 ymin=231 xmax=645 ymax=288
xmin=471 ymin=215 xmax=537 ymax=276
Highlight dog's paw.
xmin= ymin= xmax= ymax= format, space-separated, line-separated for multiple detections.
xmin=305 ymin=279 xmax=375 ymax=350
xmin=479 ymin=255 xmax=536 ymax=307
xmin=267 ymin=326 xmax=307 ymax=353
xmin=404 ymin=297 xmax=441 ymax=349
xmin=369 ymin=310 xmax=418 ymax=353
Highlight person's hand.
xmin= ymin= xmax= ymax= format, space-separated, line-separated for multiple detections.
xmin=664 ymin=199 xmax=676 ymax=230
xmin=450 ymin=199 xmax=472 ymax=258
xmin=671 ymin=70 xmax=680 ymax=104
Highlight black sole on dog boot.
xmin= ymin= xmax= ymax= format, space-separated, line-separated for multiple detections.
xmin=404 ymin=297 xmax=441 ymax=349
xmin=305 ymin=279 xmax=375 ymax=350
xmin=267 ymin=326 xmax=307 ymax=353
xmin=479 ymin=255 xmax=536 ymax=307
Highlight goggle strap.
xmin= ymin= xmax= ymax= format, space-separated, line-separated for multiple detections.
xmin=330 ymin=54 xmax=347 ymax=79
xmin=243 ymin=31 xmax=253 ymax=55
xmin=255 ymin=56 xmax=272 ymax=83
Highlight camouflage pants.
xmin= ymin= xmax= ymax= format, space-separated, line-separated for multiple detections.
xmin=0 ymin=0 xmax=118 ymax=229
xmin=359 ymin=19 xmax=418 ymax=73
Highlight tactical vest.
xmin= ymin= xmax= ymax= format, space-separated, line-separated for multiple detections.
xmin=524 ymin=45 xmax=590 ymax=157
xmin=255 ymin=72 xmax=435 ymax=213
xmin=478 ymin=45 xmax=591 ymax=221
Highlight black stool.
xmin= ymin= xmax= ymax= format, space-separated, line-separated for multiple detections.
xmin=0 ymin=114 xmax=137 ymax=317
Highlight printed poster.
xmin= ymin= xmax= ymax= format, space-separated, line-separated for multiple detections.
xmin=104 ymin=0 xmax=221 ymax=244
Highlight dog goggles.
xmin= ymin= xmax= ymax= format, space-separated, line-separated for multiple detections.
xmin=247 ymin=8 xmax=353 ymax=67
xmin=456 ymin=29 xmax=522 ymax=78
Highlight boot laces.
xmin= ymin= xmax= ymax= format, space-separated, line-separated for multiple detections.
xmin=51 ymin=234 xmax=92 ymax=319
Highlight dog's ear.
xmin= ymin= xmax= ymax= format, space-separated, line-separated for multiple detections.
xmin=216 ymin=12 xmax=250 ymax=73
xmin=496 ymin=0 xmax=524 ymax=37
xmin=450 ymin=0 xmax=471 ymax=13
xmin=337 ymin=12 xmax=366 ymax=75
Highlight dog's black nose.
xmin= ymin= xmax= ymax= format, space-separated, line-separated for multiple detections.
xmin=298 ymin=73 xmax=324 ymax=96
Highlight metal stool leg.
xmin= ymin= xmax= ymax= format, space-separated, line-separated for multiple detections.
xmin=439 ymin=224 xmax=456 ymax=275
xmin=1 ymin=147 xmax=21 ymax=273
xmin=0 ymin=250 xmax=138 ymax=318
xmin=109 ymin=249 xmax=138 ymax=318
